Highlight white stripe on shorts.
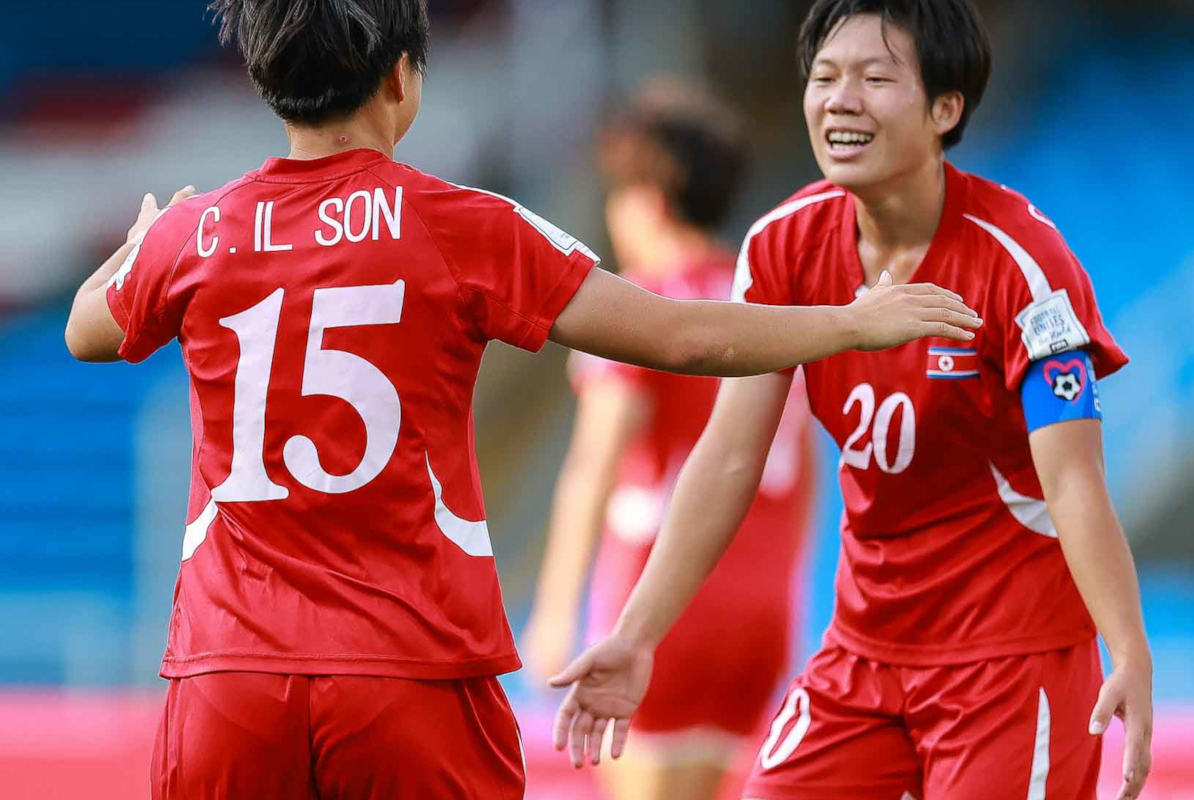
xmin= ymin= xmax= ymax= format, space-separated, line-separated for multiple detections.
xmin=1027 ymin=686 xmax=1052 ymax=800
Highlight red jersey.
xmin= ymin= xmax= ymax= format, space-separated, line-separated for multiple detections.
xmin=732 ymin=162 xmax=1128 ymax=665
xmin=106 ymin=148 xmax=597 ymax=679
xmin=571 ymin=256 xmax=816 ymax=641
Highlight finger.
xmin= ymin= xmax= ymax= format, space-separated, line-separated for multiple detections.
xmin=589 ymin=717 xmax=609 ymax=765
xmin=926 ymin=308 xmax=983 ymax=330
xmin=549 ymin=652 xmax=592 ymax=687
xmin=552 ymin=691 xmax=578 ymax=751
xmin=168 ymin=185 xmax=197 ymax=206
xmin=610 ymin=717 xmax=632 ymax=759
xmin=1089 ymin=683 xmax=1117 ymax=736
xmin=140 ymin=192 xmax=158 ymax=214
xmin=906 ymin=283 xmax=966 ymax=303
xmin=927 ymin=321 xmax=978 ymax=342
xmin=1119 ymin=717 xmax=1152 ymax=800
xmin=916 ymin=295 xmax=980 ymax=318
xmin=876 ymin=270 xmax=893 ymax=287
xmin=570 ymin=711 xmax=595 ymax=768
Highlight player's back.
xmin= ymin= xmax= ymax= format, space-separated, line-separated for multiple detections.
xmin=108 ymin=148 xmax=598 ymax=679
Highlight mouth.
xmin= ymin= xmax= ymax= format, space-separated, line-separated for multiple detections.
xmin=824 ymin=129 xmax=875 ymax=160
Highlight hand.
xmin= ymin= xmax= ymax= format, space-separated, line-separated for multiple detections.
xmin=846 ymin=271 xmax=982 ymax=351
xmin=521 ymin=607 xmax=578 ymax=685
xmin=549 ymin=634 xmax=654 ymax=768
xmin=1089 ymin=659 xmax=1153 ymax=800
xmin=126 ymin=185 xmax=196 ymax=245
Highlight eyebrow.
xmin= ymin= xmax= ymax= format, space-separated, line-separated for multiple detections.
xmin=812 ymin=56 xmax=900 ymax=69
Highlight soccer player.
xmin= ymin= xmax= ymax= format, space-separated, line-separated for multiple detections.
xmin=522 ymin=82 xmax=817 ymax=800
xmin=549 ymin=2 xmax=1154 ymax=800
xmin=61 ymin=1 xmax=979 ymax=798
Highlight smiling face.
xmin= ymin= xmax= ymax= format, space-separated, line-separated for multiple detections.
xmin=803 ymin=14 xmax=961 ymax=194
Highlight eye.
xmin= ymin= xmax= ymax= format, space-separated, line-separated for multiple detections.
xmin=811 ymin=76 xmax=835 ymax=85
xmin=865 ymin=76 xmax=893 ymax=84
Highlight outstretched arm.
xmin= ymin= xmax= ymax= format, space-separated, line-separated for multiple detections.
xmin=550 ymin=268 xmax=981 ymax=377
xmin=522 ymin=376 xmax=650 ymax=682
xmin=550 ymin=370 xmax=792 ymax=766
xmin=1031 ymin=419 xmax=1153 ymax=800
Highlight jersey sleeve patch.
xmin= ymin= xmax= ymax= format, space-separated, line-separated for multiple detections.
xmin=1014 ymin=288 xmax=1092 ymax=361
xmin=1020 ymin=350 xmax=1102 ymax=432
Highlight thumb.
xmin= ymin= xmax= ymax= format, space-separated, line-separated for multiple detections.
xmin=877 ymin=270 xmax=893 ymax=287
xmin=141 ymin=192 xmax=158 ymax=213
xmin=548 ymin=651 xmax=593 ymax=688
xmin=1089 ymin=683 xmax=1117 ymax=735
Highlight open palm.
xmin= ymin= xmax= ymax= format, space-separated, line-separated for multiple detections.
xmin=549 ymin=635 xmax=655 ymax=767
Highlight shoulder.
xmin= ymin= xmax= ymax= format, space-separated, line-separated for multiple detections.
xmin=742 ymin=179 xmax=847 ymax=252
xmin=957 ymin=170 xmax=1085 ymax=297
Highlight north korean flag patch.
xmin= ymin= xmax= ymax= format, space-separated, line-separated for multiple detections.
xmin=927 ymin=347 xmax=979 ymax=379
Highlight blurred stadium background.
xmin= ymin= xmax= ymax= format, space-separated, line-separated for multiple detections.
xmin=1 ymin=0 xmax=1192 ymax=797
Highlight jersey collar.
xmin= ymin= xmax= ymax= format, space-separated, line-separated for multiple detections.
xmin=255 ymin=148 xmax=393 ymax=183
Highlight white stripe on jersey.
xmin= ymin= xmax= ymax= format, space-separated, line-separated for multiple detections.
xmin=1027 ymin=687 xmax=1052 ymax=800
xmin=989 ymin=462 xmax=1058 ymax=538
xmin=182 ymin=498 xmax=219 ymax=561
xmin=963 ymin=214 xmax=1052 ymax=302
xmin=427 ymin=453 xmax=493 ymax=557
xmin=731 ymin=191 xmax=845 ymax=303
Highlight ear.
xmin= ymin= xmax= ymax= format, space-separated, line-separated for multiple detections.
xmin=388 ymin=53 xmax=411 ymax=104
xmin=931 ymin=90 xmax=965 ymax=139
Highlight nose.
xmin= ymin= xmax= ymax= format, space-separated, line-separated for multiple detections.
xmin=825 ymin=78 xmax=864 ymax=116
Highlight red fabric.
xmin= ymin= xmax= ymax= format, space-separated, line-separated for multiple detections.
xmin=105 ymin=148 xmax=597 ymax=679
xmin=734 ymin=163 xmax=1127 ymax=666
xmin=151 ymin=673 xmax=524 ymax=800
xmin=744 ymin=642 xmax=1102 ymax=800
xmin=575 ymin=256 xmax=817 ymax=734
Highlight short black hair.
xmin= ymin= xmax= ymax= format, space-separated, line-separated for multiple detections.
xmin=600 ymin=80 xmax=749 ymax=230
xmin=209 ymin=0 xmax=430 ymax=126
xmin=797 ymin=0 xmax=992 ymax=149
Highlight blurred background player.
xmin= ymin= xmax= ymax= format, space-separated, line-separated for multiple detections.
xmin=522 ymin=81 xmax=818 ymax=800
xmin=551 ymin=2 xmax=1155 ymax=800
xmin=59 ymin=1 xmax=978 ymax=798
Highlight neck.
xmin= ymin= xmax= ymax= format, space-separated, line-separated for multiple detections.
xmin=285 ymin=117 xmax=395 ymax=161
xmin=852 ymin=157 xmax=947 ymax=252
xmin=634 ymin=224 xmax=719 ymax=279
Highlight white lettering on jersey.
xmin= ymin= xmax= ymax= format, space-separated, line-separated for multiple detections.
xmin=197 ymin=206 xmax=220 ymax=258
xmin=254 ymin=201 xmax=293 ymax=252
xmin=731 ymin=190 xmax=845 ymax=303
xmin=315 ymin=187 xmax=402 ymax=247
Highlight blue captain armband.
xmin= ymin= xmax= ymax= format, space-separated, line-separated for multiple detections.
xmin=1021 ymin=350 xmax=1103 ymax=432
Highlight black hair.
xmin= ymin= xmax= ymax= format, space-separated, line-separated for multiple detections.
xmin=600 ymin=80 xmax=749 ymax=230
xmin=797 ymin=0 xmax=992 ymax=149
xmin=209 ymin=0 xmax=430 ymax=126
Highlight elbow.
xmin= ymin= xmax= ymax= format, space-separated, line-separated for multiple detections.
xmin=64 ymin=321 xmax=109 ymax=363
xmin=665 ymin=324 xmax=725 ymax=376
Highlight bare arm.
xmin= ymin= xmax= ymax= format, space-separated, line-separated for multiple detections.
xmin=550 ymin=268 xmax=981 ymax=377
xmin=65 ymin=187 xmax=194 ymax=363
xmin=1030 ymin=419 xmax=1153 ymax=800
xmin=549 ymin=371 xmax=792 ymax=766
xmin=522 ymin=377 xmax=650 ymax=681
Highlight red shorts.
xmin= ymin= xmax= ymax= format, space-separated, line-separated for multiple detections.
xmin=151 ymin=672 xmax=524 ymax=800
xmin=743 ymin=641 xmax=1103 ymax=800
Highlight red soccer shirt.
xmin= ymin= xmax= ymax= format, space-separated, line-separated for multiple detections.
xmin=570 ymin=256 xmax=816 ymax=640
xmin=732 ymin=162 xmax=1128 ymax=665
xmin=106 ymin=148 xmax=598 ymax=679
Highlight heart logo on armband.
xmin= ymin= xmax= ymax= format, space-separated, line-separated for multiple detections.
xmin=1043 ymin=358 xmax=1087 ymax=402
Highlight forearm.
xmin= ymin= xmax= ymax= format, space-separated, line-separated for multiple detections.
xmin=1054 ymin=483 xmax=1150 ymax=665
xmin=66 ymin=241 xmax=134 ymax=363
xmin=659 ymin=301 xmax=859 ymax=377
xmin=612 ymin=433 xmax=764 ymax=649
xmin=533 ymin=462 xmax=617 ymax=615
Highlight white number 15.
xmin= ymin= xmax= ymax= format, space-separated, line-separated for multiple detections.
xmin=211 ymin=281 xmax=405 ymax=502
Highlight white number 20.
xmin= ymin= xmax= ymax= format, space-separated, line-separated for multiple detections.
xmin=839 ymin=382 xmax=916 ymax=474
xmin=211 ymin=281 xmax=405 ymax=502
